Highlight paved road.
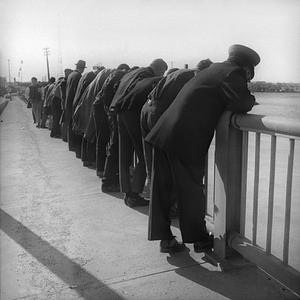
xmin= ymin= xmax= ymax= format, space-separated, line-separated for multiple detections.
xmin=0 ymin=97 xmax=296 ymax=299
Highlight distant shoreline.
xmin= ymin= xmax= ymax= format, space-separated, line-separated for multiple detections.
xmin=252 ymin=91 xmax=300 ymax=93
xmin=249 ymin=81 xmax=300 ymax=93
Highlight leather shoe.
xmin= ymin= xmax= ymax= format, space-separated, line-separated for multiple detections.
xmin=101 ymin=183 xmax=120 ymax=193
xmin=194 ymin=235 xmax=214 ymax=252
xmin=124 ymin=193 xmax=149 ymax=207
xmin=160 ymin=237 xmax=186 ymax=253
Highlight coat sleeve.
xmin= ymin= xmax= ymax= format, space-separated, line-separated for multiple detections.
xmin=221 ymin=69 xmax=256 ymax=113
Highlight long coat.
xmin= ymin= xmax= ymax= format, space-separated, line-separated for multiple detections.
xmin=72 ymin=71 xmax=96 ymax=113
xmin=118 ymin=76 xmax=162 ymax=113
xmin=145 ymin=61 xmax=256 ymax=165
xmin=109 ymin=67 xmax=155 ymax=112
xmin=141 ymin=69 xmax=195 ymax=134
xmin=63 ymin=70 xmax=81 ymax=125
xmin=86 ymin=69 xmax=128 ymax=139
xmin=73 ymin=69 xmax=112 ymax=137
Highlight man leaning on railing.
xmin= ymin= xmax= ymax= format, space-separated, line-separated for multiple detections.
xmin=145 ymin=44 xmax=260 ymax=254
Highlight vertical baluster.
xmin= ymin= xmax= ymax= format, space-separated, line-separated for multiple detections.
xmin=283 ymin=138 xmax=295 ymax=265
xmin=266 ymin=135 xmax=277 ymax=254
xmin=240 ymin=131 xmax=248 ymax=236
xmin=252 ymin=132 xmax=260 ymax=245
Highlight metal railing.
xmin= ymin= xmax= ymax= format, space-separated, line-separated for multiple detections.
xmin=211 ymin=111 xmax=300 ymax=295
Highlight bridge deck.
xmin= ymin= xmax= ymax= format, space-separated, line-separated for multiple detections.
xmin=0 ymin=96 xmax=295 ymax=300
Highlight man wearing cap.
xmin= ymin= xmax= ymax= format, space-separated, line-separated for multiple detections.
xmin=70 ymin=64 xmax=105 ymax=157
xmin=28 ymin=77 xmax=43 ymax=127
xmin=110 ymin=59 xmax=168 ymax=207
xmin=90 ymin=63 xmax=130 ymax=189
xmin=63 ymin=59 xmax=86 ymax=152
xmin=145 ymin=45 xmax=260 ymax=253
xmin=58 ymin=69 xmax=73 ymax=140
xmin=73 ymin=68 xmax=113 ymax=167
xmin=41 ymin=77 xmax=56 ymax=128
xmin=141 ymin=59 xmax=212 ymax=181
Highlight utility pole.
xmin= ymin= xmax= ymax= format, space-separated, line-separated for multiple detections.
xmin=43 ymin=47 xmax=50 ymax=81
xmin=20 ymin=60 xmax=23 ymax=82
xmin=8 ymin=59 xmax=11 ymax=83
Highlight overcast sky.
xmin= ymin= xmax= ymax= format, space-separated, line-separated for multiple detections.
xmin=0 ymin=0 xmax=299 ymax=82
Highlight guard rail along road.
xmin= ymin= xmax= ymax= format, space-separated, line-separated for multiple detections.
xmin=207 ymin=110 xmax=300 ymax=297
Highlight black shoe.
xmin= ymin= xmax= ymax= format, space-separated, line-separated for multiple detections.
xmin=160 ymin=237 xmax=186 ymax=253
xmin=101 ymin=183 xmax=120 ymax=193
xmin=97 ymin=171 xmax=104 ymax=178
xmin=124 ymin=193 xmax=149 ymax=208
xmin=83 ymin=160 xmax=92 ymax=167
xmin=194 ymin=235 xmax=214 ymax=252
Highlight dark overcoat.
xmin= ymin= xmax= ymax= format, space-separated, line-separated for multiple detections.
xmin=64 ymin=70 xmax=81 ymax=125
xmin=117 ymin=76 xmax=162 ymax=113
xmin=141 ymin=69 xmax=195 ymax=133
xmin=109 ymin=67 xmax=155 ymax=112
xmin=145 ymin=61 xmax=256 ymax=164
xmin=86 ymin=69 xmax=127 ymax=139
xmin=73 ymin=69 xmax=112 ymax=136
xmin=72 ymin=71 xmax=96 ymax=112
xmin=94 ymin=69 xmax=127 ymax=114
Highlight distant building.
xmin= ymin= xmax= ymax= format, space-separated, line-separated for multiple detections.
xmin=0 ymin=76 xmax=7 ymax=89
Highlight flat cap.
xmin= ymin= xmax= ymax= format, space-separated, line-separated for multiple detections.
xmin=228 ymin=44 xmax=260 ymax=67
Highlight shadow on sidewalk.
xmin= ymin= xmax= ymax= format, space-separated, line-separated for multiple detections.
xmin=0 ymin=209 xmax=124 ymax=300
xmin=166 ymin=247 xmax=283 ymax=300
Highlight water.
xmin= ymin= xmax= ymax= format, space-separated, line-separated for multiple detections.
xmin=252 ymin=92 xmax=300 ymax=119
xmin=206 ymin=92 xmax=300 ymax=271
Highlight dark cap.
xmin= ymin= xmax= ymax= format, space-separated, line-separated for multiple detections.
xmin=228 ymin=44 xmax=260 ymax=67
xmin=75 ymin=60 xmax=87 ymax=69
xmin=150 ymin=59 xmax=168 ymax=71
xmin=117 ymin=63 xmax=130 ymax=71
xmin=64 ymin=68 xmax=73 ymax=77
xmin=195 ymin=59 xmax=213 ymax=71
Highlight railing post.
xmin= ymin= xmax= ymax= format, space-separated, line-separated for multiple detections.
xmin=214 ymin=111 xmax=244 ymax=259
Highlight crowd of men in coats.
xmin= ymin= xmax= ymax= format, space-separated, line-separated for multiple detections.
xmin=26 ymin=44 xmax=260 ymax=253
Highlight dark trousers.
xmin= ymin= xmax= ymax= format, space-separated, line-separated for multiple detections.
xmin=61 ymin=118 xmax=67 ymax=142
xmin=31 ymin=101 xmax=42 ymax=125
xmin=140 ymin=113 xmax=152 ymax=181
xmin=95 ymin=115 xmax=110 ymax=174
xmin=40 ymin=106 xmax=48 ymax=127
xmin=50 ymin=97 xmax=62 ymax=137
xmin=67 ymin=119 xmax=82 ymax=157
xmin=118 ymin=111 xmax=146 ymax=194
xmin=140 ymin=104 xmax=159 ymax=181
xmin=102 ymin=114 xmax=119 ymax=185
xmin=148 ymin=148 xmax=208 ymax=243
xmin=81 ymin=137 xmax=96 ymax=165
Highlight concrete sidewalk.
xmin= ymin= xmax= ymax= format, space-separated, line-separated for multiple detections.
xmin=0 ymin=96 xmax=296 ymax=300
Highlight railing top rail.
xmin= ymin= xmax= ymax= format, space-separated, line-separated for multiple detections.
xmin=231 ymin=114 xmax=300 ymax=139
